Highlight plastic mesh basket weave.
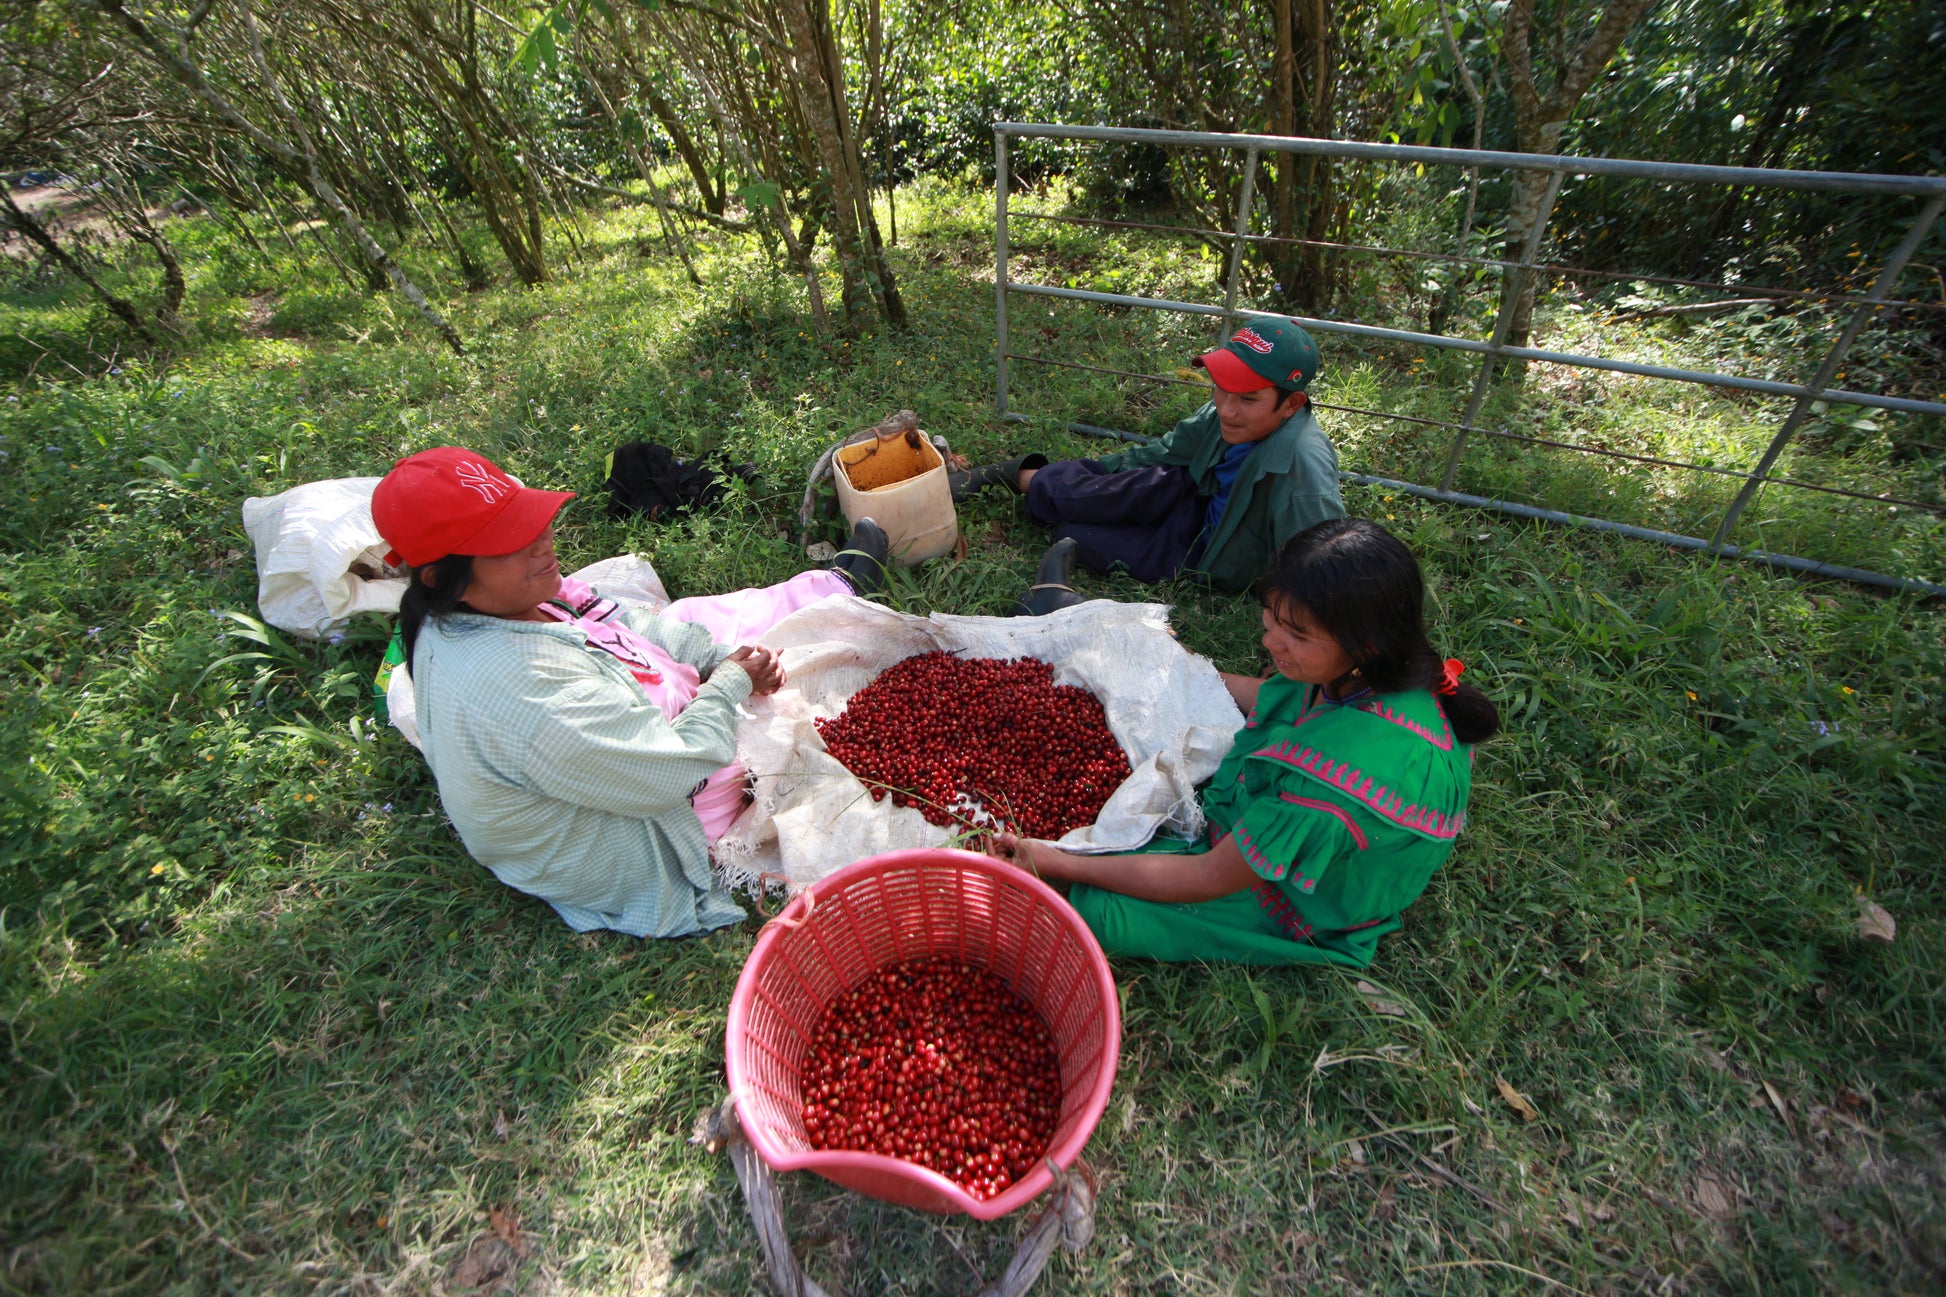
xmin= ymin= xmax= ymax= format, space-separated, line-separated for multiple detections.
xmin=726 ymin=848 xmax=1121 ymax=1221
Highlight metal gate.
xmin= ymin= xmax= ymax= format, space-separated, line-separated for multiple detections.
xmin=991 ymin=123 xmax=1946 ymax=597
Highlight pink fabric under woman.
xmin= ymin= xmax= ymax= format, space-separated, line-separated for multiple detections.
xmin=539 ymin=570 xmax=851 ymax=840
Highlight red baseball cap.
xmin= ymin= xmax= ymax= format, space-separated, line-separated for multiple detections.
xmin=1193 ymin=317 xmax=1320 ymax=393
xmin=371 ymin=447 xmax=575 ymax=567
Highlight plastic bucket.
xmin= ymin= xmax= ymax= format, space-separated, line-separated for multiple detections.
xmin=725 ymin=849 xmax=1120 ymax=1221
xmin=833 ymin=431 xmax=958 ymax=567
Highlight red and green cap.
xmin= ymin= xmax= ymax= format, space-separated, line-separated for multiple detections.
xmin=371 ymin=446 xmax=574 ymax=567
xmin=1193 ymin=317 xmax=1320 ymax=394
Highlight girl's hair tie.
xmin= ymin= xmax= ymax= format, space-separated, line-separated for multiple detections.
xmin=1436 ymin=658 xmax=1465 ymax=695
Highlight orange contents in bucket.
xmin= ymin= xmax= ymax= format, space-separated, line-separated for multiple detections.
xmin=801 ymin=958 xmax=1061 ymax=1203
xmin=836 ymin=429 xmax=942 ymax=491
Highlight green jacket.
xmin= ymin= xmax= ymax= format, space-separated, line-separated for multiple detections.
xmin=1097 ymin=400 xmax=1343 ymax=591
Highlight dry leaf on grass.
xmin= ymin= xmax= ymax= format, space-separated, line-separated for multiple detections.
xmin=448 ymin=1236 xmax=518 ymax=1292
xmin=487 ymin=1206 xmax=529 ymax=1258
xmin=1689 ymin=1171 xmax=1737 ymax=1221
xmin=1856 ymin=898 xmax=1896 ymax=943
xmin=1761 ymin=1079 xmax=1797 ymax=1136
xmin=1561 ymin=1193 xmax=1617 ymax=1230
xmin=1352 ymin=980 xmax=1408 ymax=1017
xmin=1495 ymin=1075 xmax=1540 ymax=1122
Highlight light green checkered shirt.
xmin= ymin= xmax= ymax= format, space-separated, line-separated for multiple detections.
xmin=411 ymin=607 xmax=752 ymax=937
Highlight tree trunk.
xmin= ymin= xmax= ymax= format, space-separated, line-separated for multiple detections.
xmin=664 ymin=23 xmax=829 ymax=330
xmin=643 ymin=86 xmax=722 ymax=215
xmin=123 ymin=203 xmax=186 ymax=326
xmin=1269 ymin=0 xmax=1295 ymax=257
xmin=1428 ymin=0 xmax=1485 ymax=335
xmin=0 ymin=186 xmax=156 ymax=343
xmin=583 ymin=64 xmax=702 ymax=286
xmin=1267 ymin=0 xmax=1335 ymax=312
xmin=775 ymin=0 xmax=874 ymax=330
xmin=91 ymin=0 xmax=466 ymax=354
xmin=810 ymin=0 xmax=902 ymax=326
xmin=1497 ymin=0 xmax=1657 ymax=368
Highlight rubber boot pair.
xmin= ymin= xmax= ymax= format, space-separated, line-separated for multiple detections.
xmin=830 ymin=518 xmax=890 ymax=597
xmin=948 ymin=453 xmax=1048 ymax=504
xmin=1011 ymin=537 xmax=1086 ymax=617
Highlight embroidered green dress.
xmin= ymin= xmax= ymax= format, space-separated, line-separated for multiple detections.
xmin=1067 ymin=673 xmax=1472 ymax=966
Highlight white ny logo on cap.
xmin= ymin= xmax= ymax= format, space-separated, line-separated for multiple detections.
xmin=455 ymin=460 xmax=511 ymax=503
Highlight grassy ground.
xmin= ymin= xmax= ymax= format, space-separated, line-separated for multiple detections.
xmin=2 ymin=180 xmax=1943 ymax=1296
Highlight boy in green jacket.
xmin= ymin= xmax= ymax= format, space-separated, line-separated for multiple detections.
xmin=956 ymin=317 xmax=1344 ymax=608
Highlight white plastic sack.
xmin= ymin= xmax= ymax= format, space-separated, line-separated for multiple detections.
xmin=383 ymin=555 xmax=674 ymax=751
xmin=241 ymin=478 xmax=405 ymax=639
xmin=714 ymin=597 xmax=1245 ymax=891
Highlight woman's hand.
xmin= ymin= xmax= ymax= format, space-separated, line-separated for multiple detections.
xmin=726 ymin=645 xmax=785 ymax=696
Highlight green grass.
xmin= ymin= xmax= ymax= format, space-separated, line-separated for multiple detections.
xmin=2 ymin=179 xmax=1943 ymax=1295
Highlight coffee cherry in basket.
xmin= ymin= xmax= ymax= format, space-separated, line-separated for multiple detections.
xmin=800 ymin=959 xmax=1062 ymax=1202
xmin=814 ymin=651 xmax=1132 ymax=839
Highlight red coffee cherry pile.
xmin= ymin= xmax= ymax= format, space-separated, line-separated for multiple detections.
xmin=814 ymin=651 xmax=1132 ymax=838
xmin=800 ymin=959 xmax=1063 ymax=1201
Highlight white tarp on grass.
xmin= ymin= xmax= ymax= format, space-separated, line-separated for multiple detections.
xmin=715 ymin=596 xmax=1244 ymax=891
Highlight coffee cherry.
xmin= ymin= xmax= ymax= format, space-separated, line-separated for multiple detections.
xmin=814 ymin=652 xmax=1131 ymax=839
xmin=800 ymin=959 xmax=1063 ymax=1202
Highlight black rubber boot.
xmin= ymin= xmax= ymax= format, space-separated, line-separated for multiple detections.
xmin=1011 ymin=537 xmax=1087 ymax=616
xmin=948 ymin=453 xmax=1049 ymax=504
xmin=830 ymin=517 xmax=891 ymax=597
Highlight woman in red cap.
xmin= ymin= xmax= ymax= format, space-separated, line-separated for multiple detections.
xmin=371 ymin=446 xmax=888 ymax=938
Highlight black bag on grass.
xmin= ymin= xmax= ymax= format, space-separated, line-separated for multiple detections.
xmin=603 ymin=442 xmax=755 ymax=521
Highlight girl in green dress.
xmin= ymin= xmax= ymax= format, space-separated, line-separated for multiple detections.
xmin=991 ymin=518 xmax=1498 ymax=967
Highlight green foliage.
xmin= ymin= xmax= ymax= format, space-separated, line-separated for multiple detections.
xmin=1484 ymin=0 xmax=1946 ymax=281
xmin=0 ymin=182 xmax=1943 ymax=1295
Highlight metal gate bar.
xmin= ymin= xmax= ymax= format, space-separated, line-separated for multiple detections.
xmin=1344 ymin=472 xmax=1946 ymax=598
xmin=1000 ymin=123 xmax=1946 ymax=195
xmin=1008 ymin=209 xmax=1946 ymax=313
xmin=1003 ymin=281 xmax=1946 ymax=417
xmin=1006 ymin=352 xmax=1946 ymax=512
xmin=993 ymin=124 xmax=1946 ymax=594
xmin=1709 ymin=194 xmax=1945 ymax=544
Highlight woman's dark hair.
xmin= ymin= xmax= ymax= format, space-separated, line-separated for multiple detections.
xmin=1258 ymin=518 xmax=1499 ymax=744
xmin=398 ymin=553 xmax=475 ymax=676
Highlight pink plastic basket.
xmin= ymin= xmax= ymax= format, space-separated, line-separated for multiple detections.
xmin=725 ymin=848 xmax=1121 ymax=1221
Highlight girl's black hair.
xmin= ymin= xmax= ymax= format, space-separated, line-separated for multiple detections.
xmin=397 ymin=553 xmax=476 ymax=676
xmin=1259 ymin=518 xmax=1499 ymax=744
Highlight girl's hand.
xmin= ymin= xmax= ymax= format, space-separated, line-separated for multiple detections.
xmin=727 ymin=645 xmax=785 ymax=696
xmin=986 ymin=831 xmax=1041 ymax=875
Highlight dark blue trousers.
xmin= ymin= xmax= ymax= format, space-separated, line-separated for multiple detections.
xmin=1024 ymin=460 xmax=1203 ymax=585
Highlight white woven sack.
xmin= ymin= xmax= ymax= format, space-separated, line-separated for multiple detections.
xmin=240 ymin=477 xmax=406 ymax=639
xmin=714 ymin=597 xmax=1244 ymax=891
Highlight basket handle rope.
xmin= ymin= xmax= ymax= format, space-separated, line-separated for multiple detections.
xmin=694 ymin=1096 xmax=1097 ymax=1297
